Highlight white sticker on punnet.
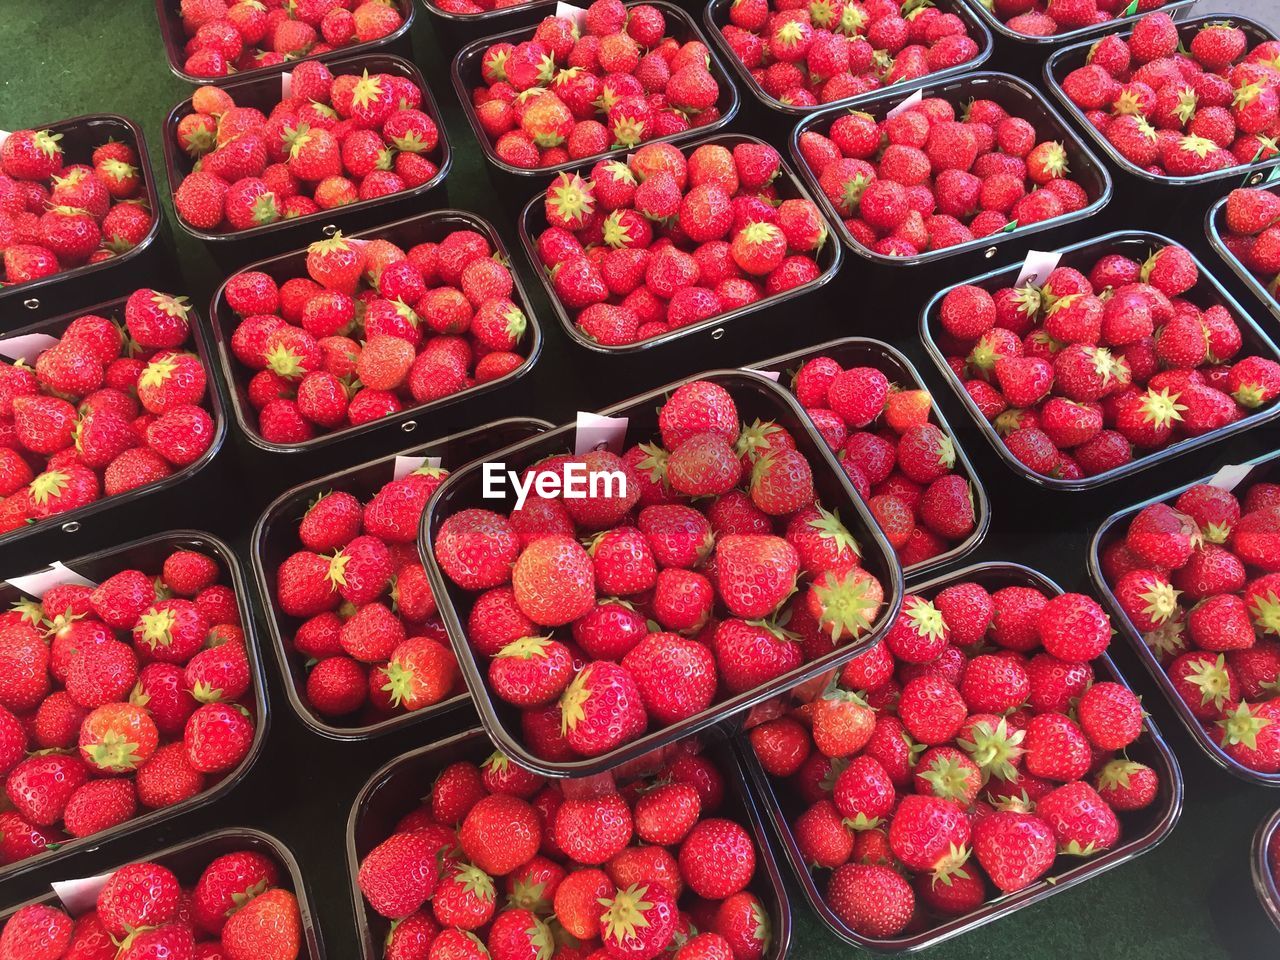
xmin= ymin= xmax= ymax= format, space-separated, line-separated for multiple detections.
xmin=393 ymin=455 xmax=444 ymax=480
xmin=756 ymin=369 xmax=781 ymax=382
xmin=1015 ymin=249 xmax=1061 ymax=288
xmin=7 ymin=561 xmax=99 ymax=598
xmin=886 ymin=88 xmax=923 ymax=119
xmin=1208 ymin=462 xmax=1254 ymax=491
xmin=575 ymin=412 xmax=629 ymax=454
xmin=53 ymin=871 xmax=115 ymax=916
xmin=555 ymin=1 xmax=589 ymax=28
xmin=0 ymin=131 xmax=9 ymax=149
xmin=0 ymin=333 xmax=60 ymax=365
xmin=281 ymin=71 xmax=293 ymax=98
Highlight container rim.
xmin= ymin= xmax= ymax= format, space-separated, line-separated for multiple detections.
xmin=450 ymin=0 xmax=742 ymax=178
xmin=744 ymin=334 xmax=992 ymax=578
xmin=248 ymin=416 xmax=554 ymax=740
xmin=1042 ymin=14 xmax=1280 ymax=187
xmin=0 ymin=294 xmax=229 ymax=548
xmin=161 ymin=52 xmax=451 ymax=245
xmin=154 ymin=0 xmax=416 ymax=85
xmin=0 ymin=531 xmax=271 ymax=883
xmin=954 ymin=0 xmax=1199 ymax=46
xmin=790 ymin=71 xmax=1114 ymax=267
xmin=1086 ymin=447 xmax=1280 ymax=787
xmin=516 ymin=132 xmax=844 ymax=355
xmin=1204 ymin=186 xmax=1280 ymax=325
xmin=918 ymin=228 xmax=1280 ymax=491
xmin=744 ymin=558 xmax=1184 ymax=953
xmin=702 ymin=0 xmax=994 ymax=117
xmin=418 ymin=368 xmax=905 ymax=779
xmin=0 ymin=113 xmax=163 ymax=316
xmin=209 ymin=208 xmax=544 ymax=454
xmin=1253 ymin=807 xmax=1280 ymax=932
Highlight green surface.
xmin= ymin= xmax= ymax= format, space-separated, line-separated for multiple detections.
xmin=2 ymin=2 xmax=1280 ymax=959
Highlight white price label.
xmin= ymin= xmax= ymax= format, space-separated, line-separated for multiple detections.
xmin=574 ymin=412 xmax=628 ymax=455
xmin=53 ymin=871 xmax=114 ymax=916
xmin=755 ymin=369 xmax=782 ymax=382
xmin=1015 ymin=249 xmax=1061 ymax=288
xmin=393 ymin=455 xmax=443 ymax=480
xmin=0 ymin=333 xmax=59 ymax=365
xmin=886 ymin=88 xmax=923 ymax=119
xmin=0 ymin=131 xmax=9 ymax=149
xmin=281 ymin=70 xmax=293 ymax=98
xmin=1207 ymin=463 xmax=1253 ymax=491
xmin=555 ymin=1 xmax=589 ymax=28
xmin=7 ymin=560 xmax=98 ymax=598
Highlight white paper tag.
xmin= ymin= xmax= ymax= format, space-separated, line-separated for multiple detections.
xmin=281 ymin=71 xmax=293 ymax=98
xmin=555 ymin=1 xmax=589 ymax=28
xmin=393 ymin=455 xmax=443 ymax=480
xmin=7 ymin=560 xmax=98 ymax=598
xmin=53 ymin=872 xmax=114 ymax=916
xmin=0 ymin=131 xmax=9 ymax=149
xmin=755 ymin=369 xmax=782 ymax=382
xmin=575 ymin=412 xmax=628 ymax=455
xmin=1015 ymin=249 xmax=1062 ymax=288
xmin=886 ymin=88 xmax=923 ymax=119
xmin=1208 ymin=463 xmax=1253 ymax=491
xmin=0 ymin=333 xmax=59 ymax=365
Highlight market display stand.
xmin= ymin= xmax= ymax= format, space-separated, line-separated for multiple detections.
xmin=0 ymin=2 xmax=1277 ymax=958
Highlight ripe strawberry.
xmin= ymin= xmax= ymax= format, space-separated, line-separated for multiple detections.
xmin=559 ymin=661 xmax=646 ymax=755
xmin=826 ymin=863 xmax=914 ymax=937
xmin=221 ymin=888 xmax=301 ymax=960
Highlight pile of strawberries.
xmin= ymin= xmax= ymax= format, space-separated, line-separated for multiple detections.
xmin=432 ymin=379 xmax=890 ymax=763
xmin=171 ymin=65 xmax=440 ymax=232
xmin=0 ymin=130 xmax=154 ymax=286
xmin=274 ymin=463 xmax=465 ymax=724
xmin=469 ymin=0 xmax=725 ymax=169
xmin=431 ymin=0 xmax=535 ymax=14
xmin=0 ymin=289 xmax=218 ymax=535
xmin=717 ymin=0 xmax=983 ymax=108
xmin=534 ymin=140 xmax=832 ymax=346
xmin=225 ymin=228 xmax=529 ymax=443
xmin=985 ymin=0 xmax=1174 ymax=37
xmin=1100 ymin=476 xmax=1280 ymax=773
xmin=1217 ymin=186 xmax=1280 ymax=304
xmin=175 ymin=0 xmax=405 ymax=78
xmin=936 ymin=243 xmax=1280 ymax=481
xmin=0 ymin=547 xmax=256 ymax=867
xmin=750 ymin=572 xmax=1159 ymax=938
xmin=780 ymin=353 xmax=978 ymax=568
xmin=357 ymin=745 xmax=774 ymax=960
xmin=796 ymin=91 xmax=1091 ymax=255
xmin=1059 ymin=15 xmax=1280 ymax=177
xmin=0 ymin=849 xmax=301 ymax=959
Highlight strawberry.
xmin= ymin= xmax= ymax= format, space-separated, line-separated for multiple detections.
xmin=972 ymin=810 xmax=1055 ymax=892
xmin=826 ymin=863 xmax=914 ymax=937
xmin=558 ymin=661 xmax=646 ymax=755
xmin=489 ymin=637 xmax=573 ymax=708
xmin=622 ymin=631 xmax=717 ymax=724
xmin=359 ymin=830 xmax=441 ymax=919
xmin=0 ymin=904 xmax=73 ymax=960
xmin=221 ymin=888 xmax=301 ymax=960
xmin=184 ymin=701 xmax=254 ymax=773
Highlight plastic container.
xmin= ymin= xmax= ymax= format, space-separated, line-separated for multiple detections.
xmin=154 ymin=0 xmax=415 ymax=85
xmin=0 ymin=827 xmax=324 ymax=958
xmin=1044 ymin=15 xmax=1280 ymax=188
xmin=703 ymin=0 xmax=993 ymax=118
xmin=250 ymin=416 xmax=552 ymax=740
xmin=1205 ymin=182 xmax=1280 ymax=325
xmin=958 ymin=0 xmax=1199 ymax=49
xmin=346 ymin=727 xmax=793 ymax=960
xmin=420 ymin=369 xmax=905 ymax=779
xmin=746 ymin=336 xmax=991 ymax=576
xmin=790 ymin=72 xmax=1113 ymax=269
xmin=517 ymin=133 xmax=843 ymax=355
xmin=1254 ymin=807 xmax=1280 ymax=932
xmin=161 ymin=53 xmax=450 ymax=266
xmin=419 ymin=0 xmax=558 ymax=48
xmin=0 ymin=293 xmax=228 ymax=552
xmin=919 ymin=230 xmax=1280 ymax=491
xmin=0 ymin=114 xmax=165 ymax=329
xmin=208 ymin=209 xmax=543 ymax=455
xmin=451 ymin=1 xmax=740 ymax=182
xmin=0 ymin=532 xmax=268 ymax=883
xmin=743 ymin=560 xmax=1184 ymax=953
xmin=1088 ymin=449 xmax=1280 ymax=787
